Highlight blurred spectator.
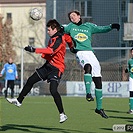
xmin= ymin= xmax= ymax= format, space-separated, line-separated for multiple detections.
xmin=0 ymin=57 xmax=18 ymax=98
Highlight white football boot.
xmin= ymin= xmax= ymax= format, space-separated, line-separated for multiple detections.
xmin=6 ymin=98 xmax=21 ymax=107
xmin=59 ymin=113 xmax=67 ymax=123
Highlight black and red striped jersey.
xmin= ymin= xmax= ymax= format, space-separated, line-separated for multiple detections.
xmin=35 ymin=32 xmax=73 ymax=73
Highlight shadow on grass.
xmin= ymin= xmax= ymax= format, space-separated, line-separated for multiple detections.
xmin=109 ymin=115 xmax=133 ymax=120
xmin=105 ymin=109 xmax=126 ymax=113
xmin=126 ymin=120 xmax=133 ymax=122
xmin=0 ymin=124 xmax=95 ymax=133
xmin=90 ymin=109 xmax=126 ymax=114
xmin=91 ymin=109 xmax=133 ymax=121
xmin=100 ymin=128 xmax=112 ymax=131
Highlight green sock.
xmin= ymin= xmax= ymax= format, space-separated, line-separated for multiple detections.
xmin=95 ymin=89 xmax=102 ymax=110
xmin=129 ymin=98 xmax=133 ymax=110
xmin=84 ymin=74 xmax=92 ymax=94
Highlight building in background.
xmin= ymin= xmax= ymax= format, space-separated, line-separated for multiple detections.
xmin=0 ymin=0 xmax=46 ymax=64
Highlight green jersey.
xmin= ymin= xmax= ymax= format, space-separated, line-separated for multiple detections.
xmin=64 ymin=22 xmax=112 ymax=51
xmin=128 ymin=58 xmax=133 ymax=78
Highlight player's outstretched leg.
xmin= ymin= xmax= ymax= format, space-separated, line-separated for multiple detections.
xmin=6 ymin=98 xmax=21 ymax=107
xmin=6 ymin=72 xmax=41 ymax=108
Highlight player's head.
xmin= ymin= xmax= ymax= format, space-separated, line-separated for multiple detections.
xmin=130 ymin=48 xmax=133 ymax=57
xmin=68 ymin=10 xmax=81 ymax=24
xmin=8 ymin=57 xmax=13 ymax=64
xmin=46 ymin=19 xmax=61 ymax=37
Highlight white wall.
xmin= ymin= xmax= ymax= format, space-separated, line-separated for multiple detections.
xmin=66 ymin=81 xmax=129 ymax=97
xmin=0 ymin=3 xmax=46 ymax=64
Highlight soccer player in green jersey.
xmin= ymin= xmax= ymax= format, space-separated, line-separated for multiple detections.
xmin=125 ymin=48 xmax=133 ymax=114
xmin=64 ymin=10 xmax=120 ymax=118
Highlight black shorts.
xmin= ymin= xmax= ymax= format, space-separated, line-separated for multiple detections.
xmin=5 ymin=80 xmax=14 ymax=89
xmin=36 ymin=62 xmax=62 ymax=83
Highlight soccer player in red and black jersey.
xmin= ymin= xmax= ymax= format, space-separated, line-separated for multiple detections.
xmin=6 ymin=19 xmax=74 ymax=123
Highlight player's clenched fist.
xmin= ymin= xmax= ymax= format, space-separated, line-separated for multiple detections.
xmin=111 ymin=23 xmax=120 ymax=31
xmin=24 ymin=45 xmax=35 ymax=52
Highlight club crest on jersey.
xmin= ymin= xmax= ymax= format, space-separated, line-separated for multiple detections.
xmin=8 ymin=69 xmax=13 ymax=73
xmin=74 ymin=33 xmax=88 ymax=42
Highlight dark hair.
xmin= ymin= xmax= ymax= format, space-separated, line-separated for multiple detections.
xmin=131 ymin=48 xmax=133 ymax=51
xmin=68 ymin=10 xmax=81 ymax=21
xmin=46 ymin=19 xmax=61 ymax=31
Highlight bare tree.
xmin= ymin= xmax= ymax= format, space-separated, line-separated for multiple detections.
xmin=0 ymin=14 xmax=3 ymax=65
xmin=0 ymin=14 xmax=16 ymax=65
xmin=12 ymin=19 xmax=45 ymax=65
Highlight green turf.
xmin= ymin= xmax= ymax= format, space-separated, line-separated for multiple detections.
xmin=0 ymin=96 xmax=132 ymax=133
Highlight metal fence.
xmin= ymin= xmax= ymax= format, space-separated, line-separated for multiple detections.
xmin=0 ymin=47 xmax=131 ymax=96
xmin=18 ymin=47 xmax=131 ymax=81
xmin=0 ymin=0 xmax=133 ymax=96
xmin=64 ymin=47 xmax=131 ymax=81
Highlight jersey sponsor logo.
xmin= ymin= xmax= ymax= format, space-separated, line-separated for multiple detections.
xmin=74 ymin=33 xmax=88 ymax=42
xmin=72 ymin=28 xmax=89 ymax=33
xmin=8 ymin=69 xmax=13 ymax=73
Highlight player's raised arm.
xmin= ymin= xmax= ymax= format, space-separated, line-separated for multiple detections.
xmin=24 ymin=45 xmax=53 ymax=55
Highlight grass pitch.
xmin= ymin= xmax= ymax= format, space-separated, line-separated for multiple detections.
xmin=0 ymin=96 xmax=132 ymax=133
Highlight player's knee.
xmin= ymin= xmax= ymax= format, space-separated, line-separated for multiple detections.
xmin=95 ymin=84 xmax=102 ymax=89
xmin=84 ymin=64 xmax=92 ymax=74
xmin=93 ymin=77 xmax=102 ymax=89
xmin=50 ymin=87 xmax=58 ymax=97
xmin=50 ymin=80 xmax=58 ymax=96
